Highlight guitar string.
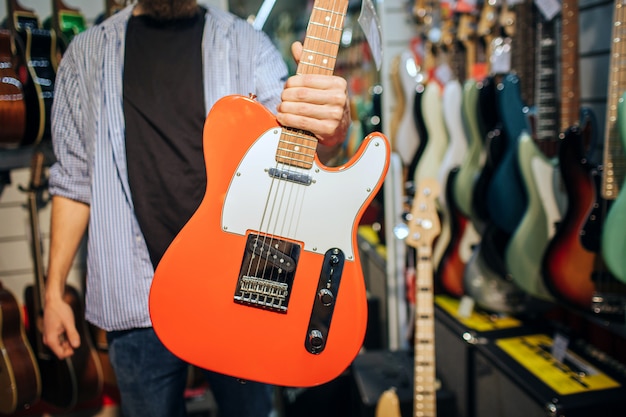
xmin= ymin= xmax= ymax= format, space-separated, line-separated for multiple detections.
xmin=249 ymin=1 xmax=344 ymax=289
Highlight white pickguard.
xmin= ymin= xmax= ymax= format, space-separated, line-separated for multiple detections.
xmin=222 ymin=128 xmax=389 ymax=261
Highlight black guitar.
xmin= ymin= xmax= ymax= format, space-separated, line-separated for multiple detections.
xmin=5 ymin=0 xmax=57 ymax=146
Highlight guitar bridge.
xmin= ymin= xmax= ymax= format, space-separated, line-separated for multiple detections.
xmin=234 ymin=233 xmax=300 ymax=313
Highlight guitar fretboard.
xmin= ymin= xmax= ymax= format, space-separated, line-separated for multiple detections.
xmin=602 ymin=0 xmax=626 ymax=199
xmin=414 ymin=246 xmax=436 ymax=417
xmin=406 ymin=178 xmax=440 ymax=417
xmin=559 ymin=0 xmax=580 ymax=131
xmin=275 ymin=0 xmax=348 ymax=170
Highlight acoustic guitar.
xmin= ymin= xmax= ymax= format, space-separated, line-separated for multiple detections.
xmin=0 ymin=28 xmax=26 ymax=148
xmin=5 ymin=0 xmax=57 ymax=146
xmin=23 ymin=151 xmax=104 ymax=410
xmin=44 ymin=0 xmax=87 ymax=53
xmin=0 ymin=281 xmax=41 ymax=414
xmin=376 ymin=177 xmax=441 ymax=417
xmin=150 ymin=0 xmax=391 ymax=387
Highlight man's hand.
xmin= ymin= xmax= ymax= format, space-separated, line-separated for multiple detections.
xmin=276 ymin=42 xmax=351 ymax=162
xmin=43 ymin=293 xmax=81 ymax=359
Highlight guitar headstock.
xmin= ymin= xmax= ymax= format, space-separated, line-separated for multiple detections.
xmin=405 ymin=178 xmax=441 ymax=249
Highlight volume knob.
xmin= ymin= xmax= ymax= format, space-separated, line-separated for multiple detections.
xmin=318 ymin=288 xmax=334 ymax=306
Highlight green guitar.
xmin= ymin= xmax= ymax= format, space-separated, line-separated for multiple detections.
xmin=601 ymin=91 xmax=626 ymax=283
xmin=44 ymin=0 xmax=86 ymax=53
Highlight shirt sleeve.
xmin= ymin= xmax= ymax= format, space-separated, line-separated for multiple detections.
xmin=253 ymin=29 xmax=289 ymax=114
xmin=48 ymin=42 xmax=92 ymax=205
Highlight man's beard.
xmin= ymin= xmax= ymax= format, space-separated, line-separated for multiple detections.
xmin=136 ymin=0 xmax=198 ymax=20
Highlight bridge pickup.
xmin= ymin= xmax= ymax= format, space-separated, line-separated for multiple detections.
xmin=234 ymin=233 xmax=300 ymax=313
xmin=267 ymin=167 xmax=313 ymax=186
xmin=247 ymin=236 xmax=296 ymax=273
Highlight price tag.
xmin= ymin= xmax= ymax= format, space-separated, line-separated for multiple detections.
xmin=358 ymin=0 xmax=383 ymax=70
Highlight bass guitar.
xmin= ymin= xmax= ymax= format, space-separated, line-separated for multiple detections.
xmin=406 ymin=177 xmax=441 ymax=416
xmin=0 ymin=28 xmax=26 ymax=148
xmin=504 ymin=11 xmax=561 ymax=303
xmin=23 ymin=151 xmax=104 ymax=410
xmin=0 ymin=281 xmax=41 ymax=414
xmin=375 ymin=177 xmax=441 ymax=417
xmin=541 ymin=0 xmax=602 ymax=309
xmin=149 ymin=0 xmax=391 ymax=387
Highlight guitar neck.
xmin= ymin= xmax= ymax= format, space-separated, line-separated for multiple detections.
xmin=276 ymin=0 xmax=348 ymax=170
xmin=533 ymin=13 xmax=559 ymax=155
xmin=601 ymin=0 xmax=626 ymax=199
xmin=414 ymin=245 xmax=436 ymax=417
xmin=510 ymin=0 xmax=535 ymax=107
xmin=406 ymin=178 xmax=440 ymax=417
xmin=559 ymin=0 xmax=580 ymax=131
xmin=26 ymin=152 xmax=47 ymax=334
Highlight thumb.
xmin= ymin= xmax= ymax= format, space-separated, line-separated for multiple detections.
xmin=291 ymin=41 xmax=303 ymax=65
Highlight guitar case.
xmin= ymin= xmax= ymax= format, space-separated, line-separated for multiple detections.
xmin=350 ymin=350 xmax=456 ymax=417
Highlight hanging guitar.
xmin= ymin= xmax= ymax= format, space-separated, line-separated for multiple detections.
xmin=149 ymin=0 xmax=391 ymax=387
xmin=376 ymin=177 xmax=441 ymax=417
xmin=0 ymin=281 xmax=41 ymax=414
xmin=5 ymin=0 xmax=57 ymax=146
xmin=22 ymin=151 xmax=104 ymax=410
xmin=44 ymin=0 xmax=87 ymax=54
xmin=541 ymin=0 xmax=605 ymax=310
xmin=0 ymin=29 xmax=26 ymax=148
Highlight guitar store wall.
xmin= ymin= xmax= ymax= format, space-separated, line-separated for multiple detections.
xmin=373 ymin=0 xmax=626 ymax=416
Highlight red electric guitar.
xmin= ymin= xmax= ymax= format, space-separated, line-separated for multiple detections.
xmin=150 ymin=0 xmax=390 ymax=387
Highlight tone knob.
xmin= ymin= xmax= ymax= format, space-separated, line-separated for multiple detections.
xmin=308 ymin=329 xmax=324 ymax=349
xmin=318 ymin=288 xmax=334 ymax=306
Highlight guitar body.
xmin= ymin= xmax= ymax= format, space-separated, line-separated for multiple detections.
xmin=505 ymin=133 xmax=557 ymax=301
xmin=375 ymin=388 xmax=402 ymax=417
xmin=17 ymin=27 xmax=56 ymax=144
xmin=436 ymin=168 xmax=479 ymax=297
xmin=486 ymin=73 xmax=531 ymax=234
xmin=454 ymin=79 xmax=486 ymax=222
xmin=601 ymin=92 xmax=626 ymax=283
xmin=395 ymin=50 xmax=422 ymax=168
xmin=471 ymin=76 xmax=503 ymax=227
xmin=150 ymin=95 xmax=390 ymax=387
xmin=0 ymin=282 xmax=40 ymax=414
xmin=433 ymin=79 xmax=469 ymax=272
xmin=413 ymin=81 xmax=448 ymax=185
xmin=542 ymin=125 xmax=596 ymax=308
xmin=0 ymin=29 xmax=26 ymax=148
xmin=24 ymin=284 xmax=103 ymax=410
xmin=437 ymin=79 xmax=468 ymax=204
xmin=463 ymin=225 xmax=527 ymax=314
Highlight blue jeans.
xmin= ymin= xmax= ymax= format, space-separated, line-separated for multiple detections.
xmin=107 ymin=328 xmax=273 ymax=417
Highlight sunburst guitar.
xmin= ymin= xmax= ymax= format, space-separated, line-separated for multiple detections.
xmin=149 ymin=0 xmax=391 ymax=387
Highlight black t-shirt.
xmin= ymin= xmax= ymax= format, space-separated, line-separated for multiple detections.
xmin=124 ymin=8 xmax=206 ymax=268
